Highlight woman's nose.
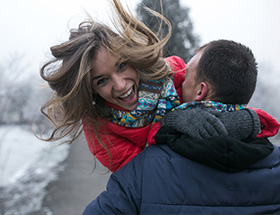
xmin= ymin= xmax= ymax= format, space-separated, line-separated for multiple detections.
xmin=112 ymin=74 xmax=126 ymax=91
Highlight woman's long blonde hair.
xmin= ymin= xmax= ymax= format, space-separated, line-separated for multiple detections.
xmin=39 ymin=0 xmax=172 ymax=159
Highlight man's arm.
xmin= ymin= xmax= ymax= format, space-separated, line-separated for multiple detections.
xmin=161 ymin=107 xmax=261 ymax=140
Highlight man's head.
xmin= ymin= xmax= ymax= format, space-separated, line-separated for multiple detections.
xmin=182 ymin=39 xmax=258 ymax=104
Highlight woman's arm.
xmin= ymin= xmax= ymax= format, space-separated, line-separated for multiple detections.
xmin=83 ymin=121 xmax=150 ymax=172
xmin=248 ymin=107 xmax=280 ymax=138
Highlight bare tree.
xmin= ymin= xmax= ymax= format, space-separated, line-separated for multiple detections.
xmin=0 ymin=53 xmax=41 ymax=124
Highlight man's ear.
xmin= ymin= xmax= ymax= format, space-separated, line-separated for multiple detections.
xmin=194 ymin=82 xmax=208 ymax=101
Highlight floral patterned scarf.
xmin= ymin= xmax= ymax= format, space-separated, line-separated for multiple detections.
xmin=176 ymin=100 xmax=246 ymax=112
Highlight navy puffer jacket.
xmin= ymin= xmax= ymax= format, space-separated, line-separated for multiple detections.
xmin=83 ymin=135 xmax=280 ymax=215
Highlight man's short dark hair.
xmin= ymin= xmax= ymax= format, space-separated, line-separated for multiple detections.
xmin=195 ymin=40 xmax=258 ymax=104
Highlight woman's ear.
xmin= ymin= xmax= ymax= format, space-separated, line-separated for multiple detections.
xmin=194 ymin=82 xmax=208 ymax=101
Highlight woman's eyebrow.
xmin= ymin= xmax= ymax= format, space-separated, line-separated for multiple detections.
xmin=114 ymin=57 xmax=122 ymax=68
xmin=92 ymin=57 xmax=122 ymax=81
xmin=92 ymin=75 xmax=103 ymax=81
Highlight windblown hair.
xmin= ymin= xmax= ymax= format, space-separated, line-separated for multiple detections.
xmin=195 ymin=39 xmax=258 ymax=104
xmin=39 ymin=0 xmax=172 ymax=157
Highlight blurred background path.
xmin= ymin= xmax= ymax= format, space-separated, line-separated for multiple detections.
xmin=42 ymin=138 xmax=111 ymax=215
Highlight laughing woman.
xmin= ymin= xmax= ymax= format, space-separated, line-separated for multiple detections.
xmin=40 ymin=0 xmax=187 ymax=171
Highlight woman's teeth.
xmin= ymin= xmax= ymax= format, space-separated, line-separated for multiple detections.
xmin=119 ymin=87 xmax=133 ymax=99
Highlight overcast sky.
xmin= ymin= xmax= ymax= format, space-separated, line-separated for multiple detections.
xmin=1 ymin=0 xmax=279 ymax=85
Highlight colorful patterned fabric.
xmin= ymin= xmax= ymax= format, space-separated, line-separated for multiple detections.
xmin=176 ymin=100 xmax=246 ymax=112
xmin=110 ymin=77 xmax=180 ymax=128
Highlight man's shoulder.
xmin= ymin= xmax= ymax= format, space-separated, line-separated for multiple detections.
xmin=113 ymin=144 xmax=180 ymax=186
xmin=144 ymin=144 xmax=180 ymax=158
xmin=120 ymin=144 xmax=182 ymax=172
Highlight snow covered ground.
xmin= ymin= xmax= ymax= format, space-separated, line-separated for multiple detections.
xmin=0 ymin=125 xmax=70 ymax=215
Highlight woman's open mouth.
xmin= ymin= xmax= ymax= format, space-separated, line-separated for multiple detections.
xmin=116 ymin=85 xmax=138 ymax=110
xmin=118 ymin=87 xmax=134 ymax=100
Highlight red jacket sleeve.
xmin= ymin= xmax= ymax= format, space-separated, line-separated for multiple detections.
xmin=83 ymin=119 xmax=149 ymax=172
xmin=165 ymin=55 xmax=186 ymax=103
xmin=248 ymin=107 xmax=280 ymax=138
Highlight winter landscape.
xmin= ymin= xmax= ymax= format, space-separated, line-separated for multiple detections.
xmin=1 ymin=0 xmax=280 ymax=214
xmin=0 ymin=125 xmax=70 ymax=215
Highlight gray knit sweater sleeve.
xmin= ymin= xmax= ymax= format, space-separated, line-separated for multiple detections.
xmin=216 ymin=108 xmax=261 ymax=139
xmin=161 ymin=107 xmax=261 ymax=140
